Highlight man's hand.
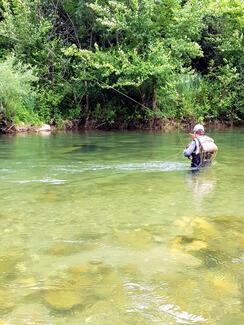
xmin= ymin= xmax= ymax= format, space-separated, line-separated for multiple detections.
xmin=189 ymin=133 xmax=196 ymax=140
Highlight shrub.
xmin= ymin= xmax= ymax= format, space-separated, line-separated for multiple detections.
xmin=0 ymin=56 xmax=40 ymax=124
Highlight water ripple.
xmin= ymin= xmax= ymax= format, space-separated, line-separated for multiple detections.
xmin=159 ymin=304 xmax=207 ymax=324
xmin=55 ymin=161 xmax=189 ymax=173
xmin=92 ymin=161 xmax=188 ymax=172
xmin=13 ymin=178 xmax=66 ymax=185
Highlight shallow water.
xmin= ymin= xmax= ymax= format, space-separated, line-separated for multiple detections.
xmin=0 ymin=129 xmax=243 ymax=324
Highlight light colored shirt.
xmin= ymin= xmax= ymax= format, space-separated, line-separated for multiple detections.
xmin=183 ymin=140 xmax=196 ymax=157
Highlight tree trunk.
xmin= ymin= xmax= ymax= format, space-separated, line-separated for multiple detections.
xmin=85 ymin=80 xmax=89 ymax=114
xmin=152 ymin=85 xmax=157 ymax=111
xmin=151 ymin=78 xmax=157 ymax=129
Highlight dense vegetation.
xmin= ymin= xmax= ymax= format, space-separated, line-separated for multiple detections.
xmin=0 ymin=0 xmax=243 ymax=130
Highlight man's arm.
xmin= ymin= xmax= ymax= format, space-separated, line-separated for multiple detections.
xmin=183 ymin=140 xmax=196 ymax=157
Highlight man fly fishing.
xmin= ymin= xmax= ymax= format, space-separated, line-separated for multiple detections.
xmin=183 ymin=124 xmax=218 ymax=169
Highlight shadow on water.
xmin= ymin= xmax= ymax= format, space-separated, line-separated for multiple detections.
xmin=68 ymin=144 xmax=109 ymax=153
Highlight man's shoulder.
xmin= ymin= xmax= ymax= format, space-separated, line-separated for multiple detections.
xmin=183 ymin=140 xmax=196 ymax=157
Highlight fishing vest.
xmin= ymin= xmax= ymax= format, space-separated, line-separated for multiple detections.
xmin=194 ymin=135 xmax=218 ymax=166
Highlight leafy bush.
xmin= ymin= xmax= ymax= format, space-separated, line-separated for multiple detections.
xmin=0 ymin=56 xmax=40 ymax=124
xmin=0 ymin=0 xmax=243 ymax=128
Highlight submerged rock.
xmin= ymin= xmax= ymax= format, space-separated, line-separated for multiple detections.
xmin=43 ymin=289 xmax=84 ymax=311
xmin=68 ymin=262 xmax=126 ymax=304
xmin=172 ymin=236 xmax=207 ymax=252
xmin=174 ymin=216 xmax=219 ymax=241
xmin=43 ymin=263 xmax=108 ymax=312
xmin=192 ymin=217 xmax=219 ymax=240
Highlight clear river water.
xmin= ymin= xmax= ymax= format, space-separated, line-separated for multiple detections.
xmin=0 ymin=129 xmax=243 ymax=325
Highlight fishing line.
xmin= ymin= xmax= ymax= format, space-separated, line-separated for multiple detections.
xmin=85 ymin=69 xmax=188 ymax=152
xmin=50 ymin=49 xmax=188 ymax=155
xmin=84 ymin=70 xmax=152 ymax=111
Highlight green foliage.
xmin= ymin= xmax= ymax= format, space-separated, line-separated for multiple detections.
xmin=0 ymin=56 xmax=39 ymax=124
xmin=209 ymin=64 xmax=243 ymax=120
xmin=0 ymin=0 xmax=243 ymax=128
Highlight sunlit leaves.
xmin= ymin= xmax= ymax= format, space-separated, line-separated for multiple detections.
xmin=0 ymin=56 xmax=39 ymax=123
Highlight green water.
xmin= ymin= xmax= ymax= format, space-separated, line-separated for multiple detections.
xmin=0 ymin=129 xmax=243 ymax=325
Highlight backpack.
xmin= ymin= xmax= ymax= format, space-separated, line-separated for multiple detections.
xmin=195 ymin=135 xmax=218 ymax=166
xmin=197 ymin=135 xmax=218 ymax=153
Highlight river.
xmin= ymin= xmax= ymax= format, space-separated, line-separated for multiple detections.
xmin=0 ymin=129 xmax=243 ymax=324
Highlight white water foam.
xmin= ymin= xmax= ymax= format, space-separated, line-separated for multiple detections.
xmin=91 ymin=161 xmax=188 ymax=172
xmin=52 ymin=161 xmax=188 ymax=173
xmin=159 ymin=304 xmax=207 ymax=323
xmin=13 ymin=178 xmax=66 ymax=185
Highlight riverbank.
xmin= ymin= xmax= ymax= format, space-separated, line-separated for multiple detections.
xmin=0 ymin=118 xmax=242 ymax=135
xmin=0 ymin=123 xmax=53 ymax=134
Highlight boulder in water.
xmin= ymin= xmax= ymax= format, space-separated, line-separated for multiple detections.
xmin=43 ymin=289 xmax=84 ymax=311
